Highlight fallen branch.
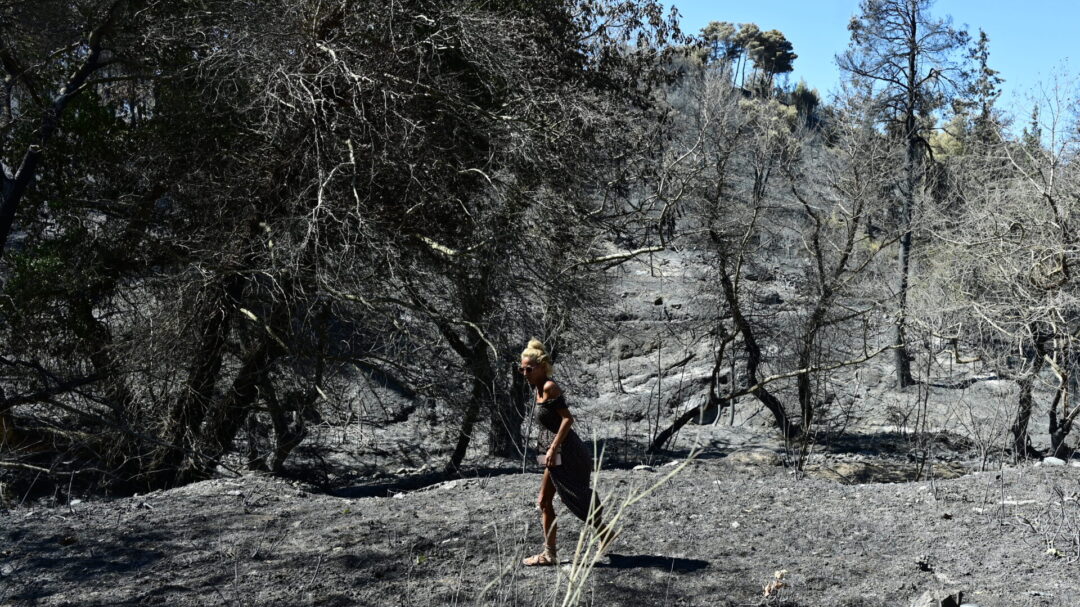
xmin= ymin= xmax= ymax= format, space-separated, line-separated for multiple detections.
xmin=563 ymin=246 xmax=664 ymax=273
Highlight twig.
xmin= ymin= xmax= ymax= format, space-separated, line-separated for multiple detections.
xmin=302 ymin=554 xmax=324 ymax=592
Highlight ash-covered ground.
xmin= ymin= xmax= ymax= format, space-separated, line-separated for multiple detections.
xmin=4 ymin=251 xmax=1079 ymax=607
xmin=4 ymin=454 xmax=1079 ymax=606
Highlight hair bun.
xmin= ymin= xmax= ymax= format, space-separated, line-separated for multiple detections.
xmin=521 ymin=339 xmax=554 ymax=376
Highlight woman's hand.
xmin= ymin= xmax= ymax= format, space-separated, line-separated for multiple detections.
xmin=545 ymin=446 xmax=558 ymax=468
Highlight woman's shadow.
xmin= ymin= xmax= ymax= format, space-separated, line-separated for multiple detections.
xmin=595 ymin=553 xmax=709 ymax=572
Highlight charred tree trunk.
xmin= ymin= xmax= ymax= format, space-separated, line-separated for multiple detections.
xmin=489 ymin=362 xmax=525 ymax=458
xmin=440 ymin=313 xmax=495 ymax=475
xmin=181 ymin=308 xmax=289 ymax=482
xmin=1048 ymin=403 xmax=1072 ymax=460
xmin=1047 ymin=372 xmax=1076 ymax=459
xmin=150 ymin=275 xmax=243 ymax=485
xmin=445 ymin=368 xmax=485 ymax=476
xmin=245 ymin=411 xmax=269 ymax=471
xmin=892 ymin=4 xmax=921 ymax=389
xmin=796 ymin=320 xmax=822 ymax=431
xmin=1012 ymin=372 xmax=1038 ymax=461
xmin=439 ymin=266 xmax=505 ymax=473
xmin=71 ymin=297 xmax=138 ymax=423
xmin=715 ymin=256 xmax=798 ymax=439
xmin=1011 ymin=333 xmax=1048 ymax=461
xmin=649 ymin=329 xmax=735 ymax=453
xmin=262 ymin=338 xmax=323 ymax=474
xmin=0 ymin=391 xmax=14 ymax=449
xmin=265 ymin=380 xmax=307 ymax=474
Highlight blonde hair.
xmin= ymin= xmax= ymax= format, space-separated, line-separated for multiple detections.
xmin=521 ymin=338 xmax=553 ymax=376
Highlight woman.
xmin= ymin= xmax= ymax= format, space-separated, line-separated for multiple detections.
xmin=520 ymin=339 xmax=613 ymax=566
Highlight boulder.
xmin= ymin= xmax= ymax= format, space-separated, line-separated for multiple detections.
xmin=910 ymin=589 xmax=965 ymax=607
xmin=725 ymin=449 xmax=783 ymax=467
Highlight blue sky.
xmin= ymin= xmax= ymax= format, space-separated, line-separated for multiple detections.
xmin=668 ymin=0 xmax=1078 ymax=120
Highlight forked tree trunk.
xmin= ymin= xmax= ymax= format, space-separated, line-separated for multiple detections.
xmin=489 ymin=363 xmax=525 ymax=458
xmin=1011 ymin=334 xmax=1048 ymax=461
xmin=445 ymin=373 xmax=485 ymax=476
xmin=1047 ymin=373 xmax=1076 ymax=459
xmin=649 ymin=331 xmax=734 ymax=453
xmin=715 ymin=256 xmax=798 ymax=439
xmin=441 ymin=313 xmax=495 ymax=476
xmin=151 ymin=276 xmax=243 ymax=486
xmin=263 ymin=350 xmax=321 ymax=473
xmin=180 ymin=301 xmax=290 ymax=482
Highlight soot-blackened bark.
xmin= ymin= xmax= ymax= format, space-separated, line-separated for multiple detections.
xmin=1011 ymin=332 xmax=1048 ymax=461
xmin=489 ymin=362 xmax=526 ymax=459
xmin=179 ymin=328 xmax=285 ymax=483
xmin=1047 ymin=376 xmax=1076 ymax=459
xmin=151 ymin=275 xmax=243 ymax=485
xmin=716 ymin=261 xmax=798 ymax=439
xmin=71 ymin=297 xmax=138 ymax=423
xmin=649 ymin=331 xmax=734 ymax=453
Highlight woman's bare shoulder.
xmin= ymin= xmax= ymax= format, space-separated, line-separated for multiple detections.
xmin=542 ymin=380 xmax=563 ymax=400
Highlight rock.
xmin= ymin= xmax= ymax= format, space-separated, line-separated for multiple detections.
xmin=692 ymin=404 xmax=721 ymax=425
xmin=804 ymin=461 xmax=968 ymax=484
xmin=632 ymin=465 xmax=655 ymax=472
xmin=743 ymin=267 xmax=774 ymax=281
xmin=915 ymin=554 xmax=933 ymax=572
xmin=1042 ymin=457 xmax=1066 ymax=466
xmin=910 ymin=589 xmax=965 ymax=607
xmin=725 ymin=449 xmax=782 ymax=467
xmin=610 ymin=338 xmax=636 ymax=360
xmin=856 ymin=366 xmax=884 ymax=387
xmin=756 ymin=292 xmax=783 ymax=305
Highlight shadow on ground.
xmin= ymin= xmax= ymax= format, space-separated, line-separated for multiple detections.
xmin=599 ymin=553 xmax=709 ymax=572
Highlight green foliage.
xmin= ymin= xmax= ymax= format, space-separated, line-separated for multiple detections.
xmin=696 ymin=21 xmax=796 ymax=96
xmin=964 ymin=30 xmax=1005 ymax=145
xmin=700 ymin=20 xmax=738 ymax=63
xmin=747 ymin=29 xmax=796 ymax=77
xmin=941 ymin=29 xmax=1004 ymax=155
xmin=790 ymin=80 xmax=820 ymax=126
xmin=928 ymin=114 xmax=967 ymax=159
xmin=839 ymin=0 xmax=969 ymax=131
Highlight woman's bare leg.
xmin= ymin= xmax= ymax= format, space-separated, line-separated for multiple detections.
xmin=524 ymin=469 xmax=558 ymax=565
xmin=539 ymin=469 xmax=557 ymax=550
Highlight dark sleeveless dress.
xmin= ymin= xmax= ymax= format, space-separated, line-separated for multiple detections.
xmin=536 ymin=394 xmax=603 ymax=525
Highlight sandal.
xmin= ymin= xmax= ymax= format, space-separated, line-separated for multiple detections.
xmin=522 ymin=548 xmax=557 ymax=566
